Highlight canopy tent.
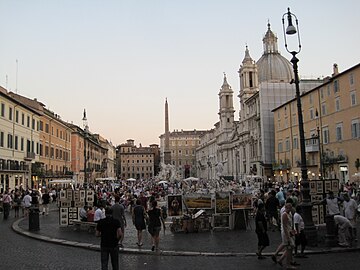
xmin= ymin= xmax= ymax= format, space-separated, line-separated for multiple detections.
xmin=48 ymin=179 xmax=75 ymax=184
xmin=126 ymin=178 xmax=137 ymax=182
xmin=95 ymin=177 xmax=116 ymax=181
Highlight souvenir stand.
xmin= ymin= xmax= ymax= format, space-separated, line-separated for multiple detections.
xmin=310 ymin=178 xmax=339 ymax=225
xmin=58 ymin=188 xmax=94 ymax=226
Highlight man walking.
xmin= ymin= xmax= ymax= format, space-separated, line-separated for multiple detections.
xmin=343 ymin=193 xmax=357 ymax=241
xmin=111 ymin=195 xmax=127 ymax=248
xmin=41 ymin=189 xmax=51 ymax=215
xmin=96 ymin=207 xmax=122 ymax=270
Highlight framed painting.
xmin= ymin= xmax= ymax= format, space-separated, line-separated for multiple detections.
xmin=213 ymin=214 xmax=230 ymax=229
xmin=232 ymin=194 xmax=252 ymax=210
xmin=167 ymin=195 xmax=183 ymax=217
xmin=184 ymin=194 xmax=212 ymax=209
xmin=215 ymin=192 xmax=231 ymax=214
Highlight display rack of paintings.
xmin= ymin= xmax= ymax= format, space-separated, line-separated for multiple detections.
xmin=86 ymin=190 xmax=94 ymax=205
xmin=215 ymin=192 xmax=230 ymax=214
xmin=167 ymin=195 xmax=183 ymax=217
xmin=60 ymin=208 xmax=68 ymax=226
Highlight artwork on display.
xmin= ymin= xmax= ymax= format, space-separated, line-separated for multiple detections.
xmin=167 ymin=195 xmax=183 ymax=217
xmin=184 ymin=194 xmax=212 ymax=209
xmin=310 ymin=181 xmax=317 ymax=194
xmin=325 ymin=181 xmax=332 ymax=193
xmin=86 ymin=190 xmax=94 ymax=203
xmin=66 ymin=189 xmax=73 ymax=200
xmin=332 ymin=180 xmax=339 ymax=193
xmin=80 ymin=190 xmax=85 ymax=201
xmin=74 ymin=190 xmax=80 ymax=201
xmin=316 ymin=181 xmax=324 ymax=194
xmin=215 ymin=192 xmax=231 ymax=214
xmin=311 ymin=195 xmax=323 ymax=204
xmin=213 ymin=214 xmax=230 ymax=228
xmin=232 ymin=194 xmax=252 ymax=210
xmin=60 ymin=190 xmax=66 ymax=200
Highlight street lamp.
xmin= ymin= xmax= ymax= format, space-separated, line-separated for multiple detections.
xmin=282 ymin=7 xmax=317 ymax=245
xmin=315 ymin=109 xmax=324 ymax=179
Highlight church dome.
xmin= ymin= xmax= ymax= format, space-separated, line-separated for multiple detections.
xmin=256 ymin=23 xmax=294 ymax=83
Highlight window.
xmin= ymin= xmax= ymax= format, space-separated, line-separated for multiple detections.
xmin=351 ymin=91 xmax=357 ymax=106
xmin=336 ymin=123 xmax=343 ymax=141
xmin=0 ymin=103 xmax=5 ymax=117
xmin=320 ymin=88 xmax=324 ymax=99
xmin=321 ymin=103 xmax=327 ymax=116
xmin=349 ymin=73 xmax=354 ymax=86
xmin=334 ymin=80 xmax=339 ymax=93
xmin=21 ymin=113 xmax=24 ymax=125
xmin=278 ymin=141 xmax=283 ymax=152
xmin=309 ymin=108 xmax=314 ymax=120
xmin=293 ymin=137 xmax=299 ymax=149
xmin=327 ymin=85 xmax=331 ymax=96
xmin=7 ymin=134 xmax=13 ymax=149
xmin=32 ymin=119 xmax=35 ymax=129
xmin=15 ymin=110 xmax=19 ymax=123
xmin=285 ymin=138 xmax=290 ymax=151
xmin=322 ymin=127 xmax=329 ymax=144
xmin=335 ymin=97 xmax=340 ymax=112
xmin=21 ymin=137 xmax=24 ymax=151
xmin=14 ymin=135 xmax=18 ymax=150
xmin=0 ymin=131 xmax=4 ymax=147
xmin=9 ymin=107 xmax=12 ymax=120
xmin=45 ymin=123 xmax=49 ymax=133
xmin=351 ymin=119 xmax=360 ymax=139
xmin=27 ymin=115 xmax=30 ymax=127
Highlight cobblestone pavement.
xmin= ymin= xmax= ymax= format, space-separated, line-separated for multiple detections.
xmin=12 ymin=204 xmax=360 ymax=256
xmin=1 ymin=206 xmax=360 ymax=270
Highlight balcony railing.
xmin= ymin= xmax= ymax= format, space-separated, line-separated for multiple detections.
xmin=305 ymin=137 xmax=319 ymax=153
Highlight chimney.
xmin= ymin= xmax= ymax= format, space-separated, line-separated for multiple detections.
xmin=332 ymin=63 xmax=339 ymax=77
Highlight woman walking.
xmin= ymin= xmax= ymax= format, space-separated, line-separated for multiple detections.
xmin=147 ymin=200 xmax=165 ymax=251
xmin=132 ymin=199 xmax=147 ymax=247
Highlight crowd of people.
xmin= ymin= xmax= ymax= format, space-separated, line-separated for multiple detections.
xmin=253 ymin=181 xmax=360 ymax=270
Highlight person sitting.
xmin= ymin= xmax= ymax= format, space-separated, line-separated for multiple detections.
xmin=79 ymin=205 xmax=88 ymax=221
xmin=87 ymin=206 xmax=95 ymax=222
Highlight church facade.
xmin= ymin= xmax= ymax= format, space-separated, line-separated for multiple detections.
xmin=196 ymin=23 xmax=322 ymax=182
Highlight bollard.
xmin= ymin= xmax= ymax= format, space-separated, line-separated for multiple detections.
xmin=29 ymin=206 xmax=40 ymax=231
xmin=325 ymin=215 xmax=337 ymax=247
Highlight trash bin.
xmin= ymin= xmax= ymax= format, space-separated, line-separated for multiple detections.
xmin=29 ymin=206 xmax=40 ymax=231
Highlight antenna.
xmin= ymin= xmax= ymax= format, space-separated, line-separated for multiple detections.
xmin=16 ymin=59 xmax=18 ymax=93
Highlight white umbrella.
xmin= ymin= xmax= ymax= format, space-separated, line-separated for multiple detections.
xmin=183 ymin=177 xmax=199 ymax=182
xmin=126 ymin=178 xmax=137 ymax=182
xmin=158 ymin=180 xmax=168 ymax=185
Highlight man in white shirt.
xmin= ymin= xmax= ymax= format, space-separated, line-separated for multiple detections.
xmin=294 ymin=206 xmax=307 ymax=257
xmin=322 ymin=191 xmax=342 ymax=216
xmin=94 ymin=203 xmax=105 ymax=223
xmin=343 ymin=193 xmax=358 ymax=241
xmin=334 ymin=214 xmax=352 ymax=247
xmin=23 ymin=191 xmax=32 ymax=217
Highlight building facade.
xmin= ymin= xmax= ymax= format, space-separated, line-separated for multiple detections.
xmin=273 ymin=63 xmax=360 ymax=184
xmin=0 ymin=87 xmax=41 ymax=191
xmin=160 ymin=130 xmax=206 ymax=179
xmin=117 ymin=139 xmax=158 ymax=180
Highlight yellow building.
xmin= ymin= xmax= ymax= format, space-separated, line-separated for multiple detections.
xmin=273 ymin=63 xmax=360 ymax=185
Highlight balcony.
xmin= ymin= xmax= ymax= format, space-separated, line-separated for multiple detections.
xmin=24 ymin=152 xmax=35 ymax=161
xmin=305 ymin=137 xmax=319 ymax=153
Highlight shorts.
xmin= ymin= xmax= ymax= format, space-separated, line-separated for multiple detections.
xmin=148 ymin=226 xmax=161 ymax=237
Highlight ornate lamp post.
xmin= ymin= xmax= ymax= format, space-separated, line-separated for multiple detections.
xmin=282 ymin=7 xmax=317 ymax=245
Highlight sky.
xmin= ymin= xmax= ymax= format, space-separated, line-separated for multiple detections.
xmin=0 ymin=0 xmax=359 ymax=147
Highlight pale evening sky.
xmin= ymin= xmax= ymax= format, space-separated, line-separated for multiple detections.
xmin=0 ymin=0 xmax=359 ymax=147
